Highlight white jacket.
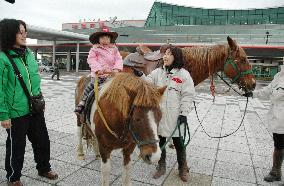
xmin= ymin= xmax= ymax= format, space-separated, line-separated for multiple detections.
xmin=253 ymin=66 xmax=284 ymax=134
xmin=143 ymin=67 xmax=195 ymax=137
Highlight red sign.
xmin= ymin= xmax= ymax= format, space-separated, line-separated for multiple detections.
xmin=81 ymin=23 xmax=86 ymax=29
xmin=90 ymin=23 xmax=95 ymax=28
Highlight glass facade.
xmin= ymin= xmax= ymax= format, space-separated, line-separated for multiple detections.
xmin=145 ymin=2 xmax=284 ymax=27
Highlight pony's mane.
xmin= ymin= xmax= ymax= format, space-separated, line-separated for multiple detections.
xmin=182 ymin=45 xmax=228 ymax=85
xmin=101 ymin=73 xmax=162 ymax=118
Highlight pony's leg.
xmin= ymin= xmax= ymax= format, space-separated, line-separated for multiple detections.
xmin=122 ymin=145 xmax=135 ymax=186
xmin=100 ymin=150 xmax=111 ymax=186
xmin=91 ymin=136 xmax=101 ymax=159
xmin=76 ymin=125 xmax=85 ymax=160
xmin=90 ymin=119 xmax=101 ymax=159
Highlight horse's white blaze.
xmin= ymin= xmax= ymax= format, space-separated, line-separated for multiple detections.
xmin=101 ymin=159 xmax=111 ymax=186
xmin=147 ymin=111 xmax=161 ymax=163
xmin=122 ymin=162 xmax=132 ymax=186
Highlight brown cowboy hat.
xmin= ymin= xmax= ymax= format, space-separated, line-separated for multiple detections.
xmin=89 ymin=27 xmax=118 ymax=44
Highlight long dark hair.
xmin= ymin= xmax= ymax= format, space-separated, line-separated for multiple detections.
xmin=0 ymin=19 xmax=27 ymax=51
xmin=165 ymin=46 xmax=184 ymax=72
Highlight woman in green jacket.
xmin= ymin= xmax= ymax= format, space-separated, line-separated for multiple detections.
xmin=0 ymin=19 xmax=58 ymax=186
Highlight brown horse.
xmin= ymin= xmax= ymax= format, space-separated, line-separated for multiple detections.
xmin=76 ymin=73 xmax=166 ymax=186
xmin=123 ymin=36 xmax=256 ymax=92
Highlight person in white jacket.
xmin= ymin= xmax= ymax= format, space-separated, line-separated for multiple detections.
xmin=246 ymin=65 xmax=284 ymax=184
xmin=135 ymin=46 xmax=195 ymax=182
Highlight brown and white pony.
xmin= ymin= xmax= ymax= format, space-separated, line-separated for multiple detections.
xmin=76 ymin=73 xmax=166 ymax=186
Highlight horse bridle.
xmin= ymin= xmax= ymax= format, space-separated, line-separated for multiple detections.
xmin=224 ymin=49 xmax=253 ymax=84
xmin=123 ymin=105 xmax=159 ymax=148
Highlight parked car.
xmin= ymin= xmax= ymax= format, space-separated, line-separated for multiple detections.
xmin=38 ymin=62 xmax=54 ymax=72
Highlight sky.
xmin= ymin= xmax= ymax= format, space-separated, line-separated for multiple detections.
xmin=1 ymin=0 xmax=283 ymax=30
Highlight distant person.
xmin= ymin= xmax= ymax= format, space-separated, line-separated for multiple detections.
xmin=244 ymin=65 xmax=284 ymax=185
xmin=51 ymin=60 xmax=60 ymax=80
xmin=0 ymin=19 xmax=58 ymax=186
xmin=74 ymin=24 xmax=123 ymax=115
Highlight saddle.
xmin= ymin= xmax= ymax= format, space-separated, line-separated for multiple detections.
xmin=123 ymin=45 xmax=163 ymax=68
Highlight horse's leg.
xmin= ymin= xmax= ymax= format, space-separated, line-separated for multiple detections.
xmin=76 ymin=124 xmax=85 ymax=160
xmin=122 ymin=144 xmax=136 ymax=186
xmin=100 ymin=148 xmax=111 ymax=186
xmin=91 ymin=136 xmax=101 ymax=159
xmin=90 ymin=119 xmax=101 ymax=159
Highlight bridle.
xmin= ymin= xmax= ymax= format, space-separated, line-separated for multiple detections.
xmin=123 ymin=105 xmax=159 ymax=148
xmin=223 ymin=49 xmax=253 ymax=84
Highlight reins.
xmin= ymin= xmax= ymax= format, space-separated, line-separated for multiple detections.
xmin=160 ymin=119 xmax=191 ymax=151
xmin=94 ymin=77 xmax=120 ymax=139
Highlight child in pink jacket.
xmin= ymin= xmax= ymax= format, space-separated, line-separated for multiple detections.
xmin=74 ymin=26 xmax=123 ymax=115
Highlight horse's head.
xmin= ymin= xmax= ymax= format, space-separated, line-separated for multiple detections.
xmin=125 ymin=84 xmax=166 ymax=164
xmin=224 ymin=36 xmax=256 ymax=92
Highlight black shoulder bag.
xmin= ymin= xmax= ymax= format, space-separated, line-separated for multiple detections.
xmin=5 ymin=52 xmax=45 ymax=114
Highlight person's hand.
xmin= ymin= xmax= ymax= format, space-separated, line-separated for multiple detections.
xmin=96 ymin=70 xmax=104 ymax=75
xmin=242 ymin=92 xmax=253 ymax=98
xmin=1 ymin=119 xmax=11 ymax=129
xmin=93 ymin=44 xmax=99 ymax=48
xmin=178 ymin=115 xmax=188 ymax=125
xmin=132 ymin=68 xmax=144 ymax=77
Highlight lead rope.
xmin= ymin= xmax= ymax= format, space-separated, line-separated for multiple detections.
xmin=160 ymin=119 xmax=191 ymax=151
xmin=94 ymin=77 xmax=119 ymax=139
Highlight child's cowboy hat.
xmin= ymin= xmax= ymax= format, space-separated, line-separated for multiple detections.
xmin=89 ymin=26 xmax=118 ymax=44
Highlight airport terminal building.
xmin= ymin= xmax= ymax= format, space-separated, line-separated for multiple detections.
xmin=29 ymin=1 xmax=284 ymax=79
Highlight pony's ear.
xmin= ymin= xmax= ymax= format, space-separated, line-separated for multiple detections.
xmin=158 ymin=86 xmax=167 ymax=96
xmin=124 ymin=85 xmax=136 ymax=98
xmin=227 ymin=36 xmax=238 ymax=51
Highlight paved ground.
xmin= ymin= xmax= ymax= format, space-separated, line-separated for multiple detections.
xmin=0 ymin=71 xmax=283 ymax=186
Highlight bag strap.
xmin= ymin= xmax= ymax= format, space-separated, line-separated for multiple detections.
xmin=4 ymin=51 xmax=32 ymax=107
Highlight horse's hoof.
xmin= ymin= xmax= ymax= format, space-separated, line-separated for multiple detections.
xmin=77 ymin=154 xmax=85 ymax=160
xmin=95 ymin=155 xmax=101 ymax=160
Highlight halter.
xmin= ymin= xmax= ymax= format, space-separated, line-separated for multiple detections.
xmin=224 ymin=48 xmax=253 ymax=84
xmin=224 ymin=57 xmax=253 ymax=84
xmin=125 ymin=105 xmax=159 ymax=148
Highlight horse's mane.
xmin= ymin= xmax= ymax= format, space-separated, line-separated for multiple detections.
xmin=182 ymin=44 xmax=228 ymax=85
xmin=101 ymin=73 xmax=162 ymax=118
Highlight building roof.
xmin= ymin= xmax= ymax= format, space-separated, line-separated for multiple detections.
xmin=145 ymin=1 xmax=284 ymax=27
xmin=27 ymin=24 xmax=88 ymax=41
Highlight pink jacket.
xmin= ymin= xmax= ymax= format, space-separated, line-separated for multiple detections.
xmin=87 ymin=45 xmax=123 ymax=77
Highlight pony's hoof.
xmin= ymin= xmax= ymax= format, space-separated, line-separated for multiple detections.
xmin=95 ymin=155 xmax=101 ymax=160
xmin=77 ymin=154 xmax=85 ymax=160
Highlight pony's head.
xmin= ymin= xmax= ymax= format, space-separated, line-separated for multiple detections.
xmin=224 ymin=36 xmax=256 ymax=92
xmin=103 ymin=73 xmax=166 ymax=164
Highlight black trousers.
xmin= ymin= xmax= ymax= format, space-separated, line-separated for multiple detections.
xmin=5 ymin=112 xmax=51 ymax=182
xmin=51 ymin=70 xmax=60 ymax=80
xmin=273 ymin=133 xmax=284 ymax=149
xmin=159 ymin=136 xmax=186 ymax=166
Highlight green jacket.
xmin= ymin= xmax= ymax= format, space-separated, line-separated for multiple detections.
xmin=0 ymin=48 xmax=41 ymax=121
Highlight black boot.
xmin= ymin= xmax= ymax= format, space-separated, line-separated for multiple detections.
xmin=153 ymin=149 xmax=166 ymax=179
xmin=174 ymin=137 xmax=189 ymax=182
xmin=264 ymin=148 xmax=283 ymax=182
